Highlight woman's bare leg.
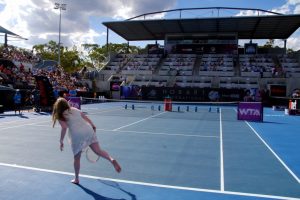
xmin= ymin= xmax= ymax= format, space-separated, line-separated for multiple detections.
xmin=89 ymin=142 xmax=121 ymax=173
xmin=71 ymin=152 xmax=81 ymax=184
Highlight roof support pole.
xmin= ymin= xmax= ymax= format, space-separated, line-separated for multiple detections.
xmin=4 ymin=33 xmax=7 ymax=47
xmin=127 ymin=41 xmax=129 ymax=53
xmin=106 ymin=27 xmax=109 ymax=54
xmin=284 ymin=39 xmax=287 ymax=54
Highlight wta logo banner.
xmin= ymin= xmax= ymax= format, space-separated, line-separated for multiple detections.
xmin=237 ymin=102 xmax=263 ymax=122
xmin=66 ymin=97 xmax=81 ymax=110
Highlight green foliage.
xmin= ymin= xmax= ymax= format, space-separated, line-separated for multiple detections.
xmin=32 ymin=41 xmax=142 ymax=72
xmin=262 ymin=39 xmax=275 ymax=48
xmin=287 ymin=48 xmax=295 ymax=54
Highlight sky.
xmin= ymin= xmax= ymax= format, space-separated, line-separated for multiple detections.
xmin=1 ymin=0 xmax=300 ymax=50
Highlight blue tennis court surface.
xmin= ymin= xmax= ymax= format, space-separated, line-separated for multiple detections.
xmin=0 ymin=102 xmax=300 ymax=200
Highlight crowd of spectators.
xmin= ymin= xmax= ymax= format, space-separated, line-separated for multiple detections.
xmin=200 ymin=54 xmax=233 ymax=72
xmin=0 ymin=45 xmax=40 ymax=63
xmin=240 ymin=54 xmax=286 ymax=77
xmin=0 ymin=45 xmax=90 ymax=109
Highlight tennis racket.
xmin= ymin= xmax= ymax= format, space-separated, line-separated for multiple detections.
xmin=85 ymin=146 xmax=100 ymax=163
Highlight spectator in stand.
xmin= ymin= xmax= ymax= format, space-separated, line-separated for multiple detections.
xmin=68 ymin=86 xmax=77 ymax=97
xmin=32 ymin=88 xmax=41 ymax=112
xmin=243 ymin=90 xmax=253 ymax=102
xmin=292 ymin=89 xmax=300 ymax=98
xmin=13 ymin=89 xmax=22 ymax=115
xmin=53 ymin=86 xmax=60 ymax=100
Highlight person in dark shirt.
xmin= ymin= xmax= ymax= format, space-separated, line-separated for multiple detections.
xmin=13 ymin=90 xmax=22 ymax=115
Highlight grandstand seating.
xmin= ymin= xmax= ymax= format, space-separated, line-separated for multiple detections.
xmin=96 ymin=52 xmax=300 ymax=92
xmin=239 ymin=54 xmax=274 ymax=77
xmin=219 ymin=77 xmax=258 ymax=89
xmin=279 ymin=54 xmax=300 ymax=77
xmin=159 ymin=54 xmax=196 ymax=76
xmin=199 ymin=54 xmax=235 ymax=77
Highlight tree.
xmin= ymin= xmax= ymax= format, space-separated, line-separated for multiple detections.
xmin=32 ymin=41 xmax=58 ymax=61
xmin=287 ymin=48 xmax=295 ymax=54
xmin=84 ymin=43 xmax=142 ymax=70
xmin=33 ymin=41 xmax=82 ymax=72
xmin=33 ymin=41 xmax=143 ymax=72
xmin=262 ymin=39 xmax=275 ymax=48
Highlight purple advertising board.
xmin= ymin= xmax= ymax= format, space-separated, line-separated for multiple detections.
xmin=66 ymin=97 xmax=81 ymax=110
xmin=237 ymin=102 xmax=263 ymax=122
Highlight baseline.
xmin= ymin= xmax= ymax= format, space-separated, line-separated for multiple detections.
xmin=0 ymin=162 xmax=298 ymax=200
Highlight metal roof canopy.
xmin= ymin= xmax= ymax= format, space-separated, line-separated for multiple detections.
xmin=103 ymin=14 xmax=300 ymax=41
xmin=0 ymin=26 xmax=20 ymax=37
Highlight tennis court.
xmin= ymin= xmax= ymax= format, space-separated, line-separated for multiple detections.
xmin=0 ymin=100 xmax=300 ymax=200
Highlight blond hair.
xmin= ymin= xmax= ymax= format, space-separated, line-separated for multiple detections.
xmin=52 ymin=97 xmax=70 ymax=127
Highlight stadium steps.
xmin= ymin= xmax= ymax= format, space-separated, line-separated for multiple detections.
xmin=192 ymin=55 xmax=202 ymax=76
xmin=234 ymin=60 xmax=241 ymax=76
xmin=166 ymin=75 xmax=177 ymax=87
xmin=153 ymin=56 xmax=166 ymax=75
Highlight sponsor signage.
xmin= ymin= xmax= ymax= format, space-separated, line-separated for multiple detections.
xmin=237 ymin=102 xmax=263 ymax=121
xmin=269 ymin=84 xmax=286 ymax=97
xmin=67 ymin=97 xmax=81 ymax=110
xmin=244 ymin=43 xmax=257 ymax=54
xmin=141 ymin=86 xmax=244 ymax=102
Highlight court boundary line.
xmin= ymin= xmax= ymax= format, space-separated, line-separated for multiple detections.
xmin=99 ymin=128 xmax=219 ymax=138
xmin=245 ymin=121 xmax=300 ymax=184
xmin=219 ymin=108 xmax=224 ymax=191
xmin=0 ymin=120 xmax=50 ymax=131
xmin=0 ymin=162 xmax=298 ymax=200
xmin=112 ymin=112 xmax=167 ymax=131
xmin=84 ymin=107 xmax=124 ymax=115
xmin=0 ymin=116 xmax=50 ymax=125
xmin=28 ymin=125 xmax=219 ymax=138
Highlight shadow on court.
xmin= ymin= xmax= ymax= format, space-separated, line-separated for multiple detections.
xmin=262 ymin=121 xmax=287 ymax=125
xmin=0 ymin=113 xmax=29 ymax=118
xmin=100 ymin=180 xmax=137 ymax=200
xmin=76 ymin=180 xmax=137 ymax=200
xmin=76 ymin=184 xmax=127 ymax=200
xmin=78 ymin=180 xmax=137 ymax=200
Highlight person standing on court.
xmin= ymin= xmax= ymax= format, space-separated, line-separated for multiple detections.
xmin=13 ymin=89 xmax=22 ymax=115
xmin=52 ymin=97 xmax=121 ymax=184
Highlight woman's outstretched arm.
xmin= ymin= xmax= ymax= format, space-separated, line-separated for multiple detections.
xmin=59 ymin=120 xmax=68 ymax=151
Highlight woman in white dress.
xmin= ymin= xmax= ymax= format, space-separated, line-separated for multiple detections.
xmin=52 ymin=97 xmax=121 ymax=184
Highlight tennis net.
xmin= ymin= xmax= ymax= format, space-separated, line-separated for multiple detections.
xmin=79 ymin=97 xmax=239 ymax=121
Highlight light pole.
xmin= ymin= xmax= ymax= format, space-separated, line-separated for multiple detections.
xmin=54 ymin=3 xmax=67 ymax=66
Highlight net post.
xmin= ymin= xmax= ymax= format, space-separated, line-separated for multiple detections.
xmin=164 ymin=96 xmax=172 ymax=111
xmin=151 ymin=104 xmax=154 ymax=111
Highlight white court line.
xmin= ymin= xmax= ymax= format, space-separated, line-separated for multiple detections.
xmin=234 ymin=108 xmax=300 ymax=184
xmin=0 ymin=116 xmax=50 ymax=125
xmin=264 ymin=114 xmax=285 ymax=117
xmin=245 ymin=121 xmax=300 ymax=184
xmin=0 ymin=107 xmax=122 ymax=130
xmin=0 ymin=162 xmax=298 ymax=200
xmin=113 ymin=112 xmax=167 ymax=131
xmin=83 ymin=107 xmax=124 ymax=115
xmin=219 ymin=108 xmax=224 ymax=191
xmin=0 ymin=120 xmax=50 ymax=131
xmin=98 ymin=128 xmax=219 ymax=138
xmin=30 ymin=124 xmax=219 ymax=138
